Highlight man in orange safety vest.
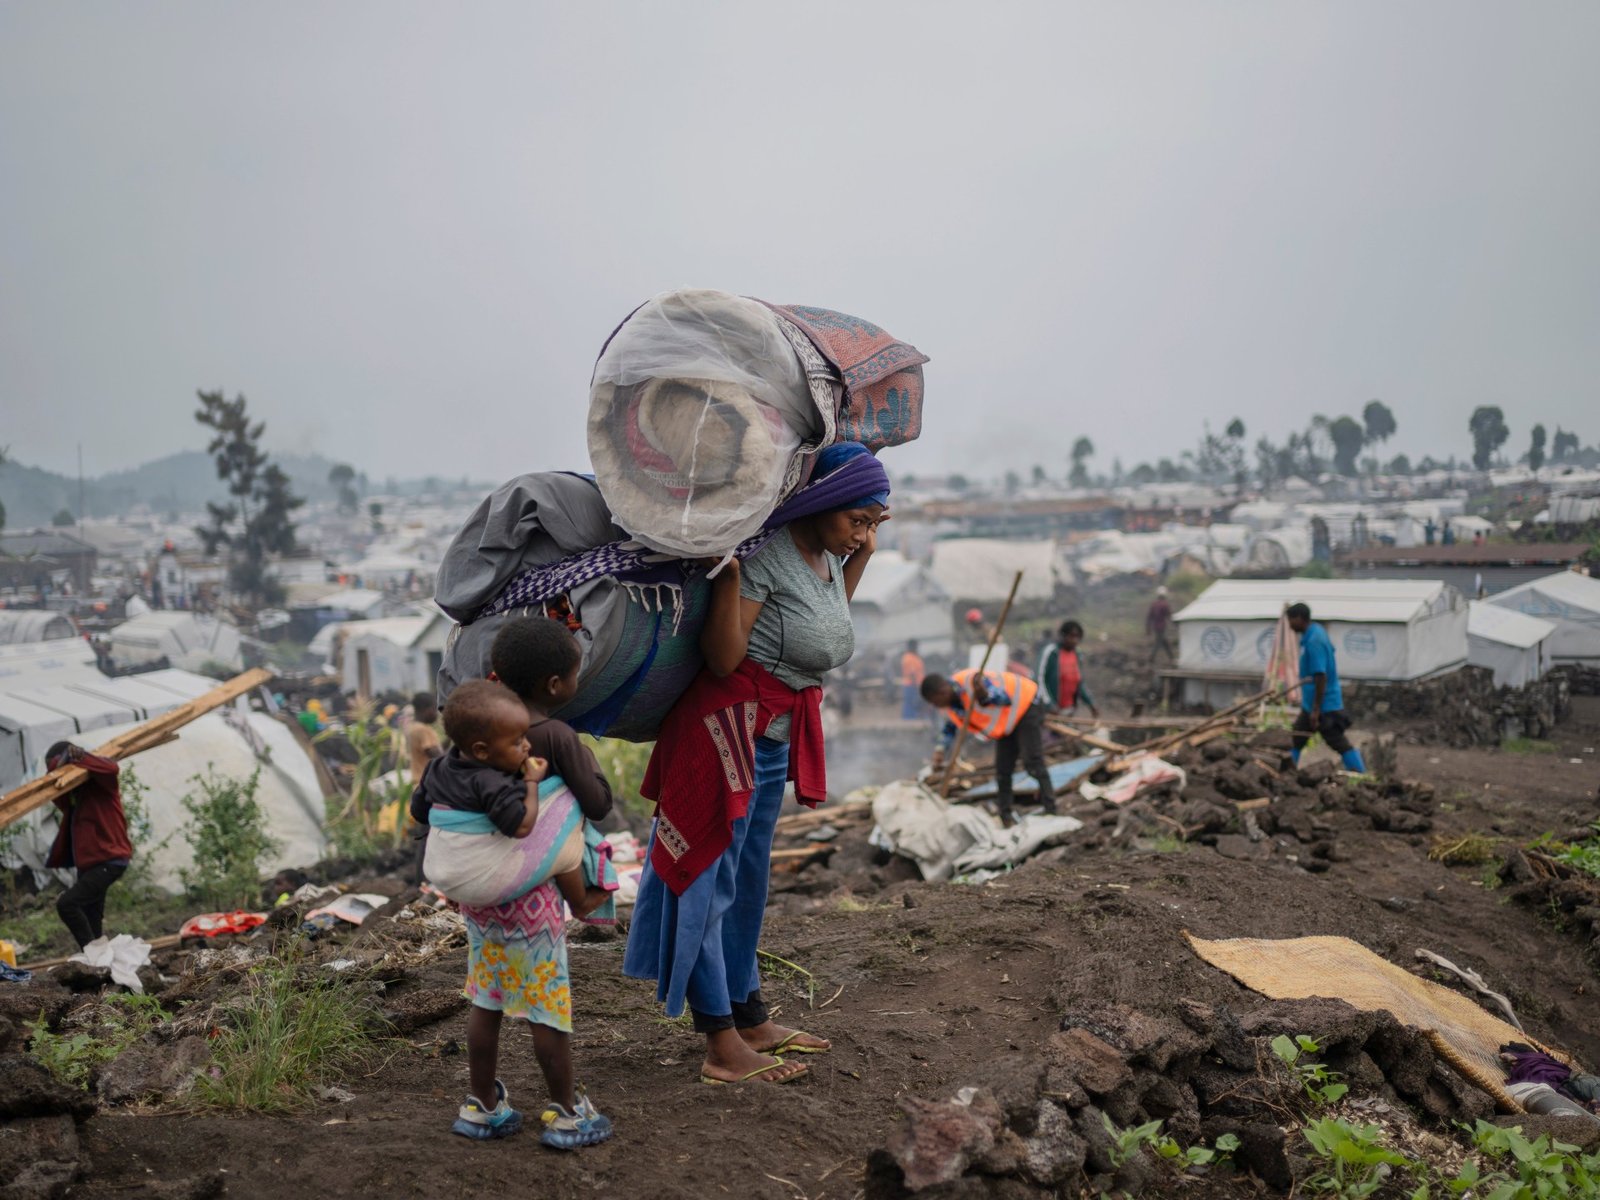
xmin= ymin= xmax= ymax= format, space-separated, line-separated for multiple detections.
xmin=921 ymin=668 xmax=1053 ymax=827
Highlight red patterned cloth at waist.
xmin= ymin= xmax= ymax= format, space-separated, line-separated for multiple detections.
xmin=643 ymin=659 xmax=826 ymax=894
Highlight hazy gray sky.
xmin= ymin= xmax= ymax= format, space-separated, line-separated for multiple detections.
xmin=4 ymin=3 xmax=1597 ymax=485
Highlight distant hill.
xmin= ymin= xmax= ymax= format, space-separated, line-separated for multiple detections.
xmin=0 ymin=451 xmax=485 ymax=530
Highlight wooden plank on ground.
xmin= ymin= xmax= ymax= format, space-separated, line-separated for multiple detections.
xmin=0 ymin=667 xmax=275 ymax=830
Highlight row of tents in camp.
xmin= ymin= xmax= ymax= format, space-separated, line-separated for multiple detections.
xmin=0 ymin=611 xmax=326 ymax=896
xmin=1168 ymin=569 xmax=1600 ymax=706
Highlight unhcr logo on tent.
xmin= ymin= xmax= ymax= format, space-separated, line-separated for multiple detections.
xmin=1254 ymin=627 xmax=1275 ymax=663
xmin=1200 ymin=626 xmax=1236 ymax=660
xmin=1343 ymin=628 xmax=1378 ymax=660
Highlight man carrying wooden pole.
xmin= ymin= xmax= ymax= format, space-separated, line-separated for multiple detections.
xmin=0 ymin=666 xmax=274 ymax=947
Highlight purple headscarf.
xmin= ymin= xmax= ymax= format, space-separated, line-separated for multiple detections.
xmin=769 ymin=443 xmax=890 ymax=524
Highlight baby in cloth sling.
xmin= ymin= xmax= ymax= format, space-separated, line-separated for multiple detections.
xmin=413 ymin=678 xmax=616 ymax=920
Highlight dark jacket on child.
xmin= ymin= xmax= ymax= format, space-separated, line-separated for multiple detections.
xmin=410 ymin=749 xmax=529 ymax=837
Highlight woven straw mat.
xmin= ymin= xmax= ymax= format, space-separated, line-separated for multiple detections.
xmin=1185 ymin=933 xmax=1571 ymax=1112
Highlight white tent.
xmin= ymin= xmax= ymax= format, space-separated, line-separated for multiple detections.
xmin=307 ymin=588 xmax=391 ymax=620
xmin=0 ymin=667 xmax=216 ymax=792
xmin=1487 ymin=571 xmax=1600 ymax=664
xmin=850 ymin=551 xmax=953 ymax=653
xmin=0 ymin=639 xmax=103 ymax=692
xmin=1242 ymin=528 xmax=1314 ymax=571
xmin=929 ymin=539 xmax=1060 ymax=603
xmin=1174 ymin=579 xmax=1467 ymax=704
xmin=1467 ymin=602 xmax=1555 ymax=689
xmin=3 ymin=708 xmax=328 ymax=895
xmin=0 ymin=611 xmax=76 ymax=643
xmin=109 ymin=612 xmax=242 ymax=674
xmin=341 ymin=612 xmax=451 ymax=699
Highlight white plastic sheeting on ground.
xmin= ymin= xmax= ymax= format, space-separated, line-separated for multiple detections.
xmin=70 ymin=935 xmax=152 ymax=991
xmin=1467 ymin=602 xmax=1555 ymax=689
xmin=869 ymin=780 xmax=1081 ymax=881
xmin=5 ymin=709 xmax=328 ymax=895
xmin=1488 ymin=571 xmax=1600 ymax=664
xmin=1176 ymin=578 xmax=1467 ymax=681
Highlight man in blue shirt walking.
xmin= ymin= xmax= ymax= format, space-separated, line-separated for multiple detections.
xmin=1287 ymin=602 xmax=1366 ymax=773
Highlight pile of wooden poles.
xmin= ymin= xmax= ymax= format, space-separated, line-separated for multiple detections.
xmin=941 ymin=682 xmax=1297 ymax=796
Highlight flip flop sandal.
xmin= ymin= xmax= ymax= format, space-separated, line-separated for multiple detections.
xmin=699 ymin=1059 xmax=809 ymax=1086
xmin=761 ymin=1032 xmax=831 ymax=1056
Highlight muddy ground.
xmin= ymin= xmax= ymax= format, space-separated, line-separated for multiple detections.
xmin=2 ymin=695 xmax=1589 ymax=1200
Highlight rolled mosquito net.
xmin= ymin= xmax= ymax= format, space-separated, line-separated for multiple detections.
xmin=588 ymin=289 xmax=824 ymax=558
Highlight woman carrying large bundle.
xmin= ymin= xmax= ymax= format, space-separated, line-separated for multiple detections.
xmin=623 ymin=442 xmax=890 ymax=1085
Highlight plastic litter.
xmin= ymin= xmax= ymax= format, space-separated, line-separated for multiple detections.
xmin=69 ymin=934 xmax=153 ymax=992
xmin=304 ymin=893 xmax=392 ymax=927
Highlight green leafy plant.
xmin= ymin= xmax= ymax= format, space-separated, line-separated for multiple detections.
xmin=179 ymin=768 xmax=279 ymax=910
xmin=319 ymin=705 xmax=408 ymax=858
xmin=1101 ymin=1113 xmax=1164 ymax=1169
xmin=111 ymin=766 xmax=173 ymax=903
xmin=1428 ymin=1120 xmax=1600 ymax=1199
xmin=199 ymin=942 xmax=375 ymax=1112
xmin=1272 ymin=1034 xmax=1350 ymax=1105
xmin=1301 ymin=1117 xmax=1414 ymax=1198
xmin=1548 ymin=823 xmax=1600 ymax=880
xmin=1154 ymin=1130 xmax=1240 ymax=1169
xmin=26 ymin=993 xmax=169 ymax=1089
xmin=584 ymin=735 xmax=655 ymax=821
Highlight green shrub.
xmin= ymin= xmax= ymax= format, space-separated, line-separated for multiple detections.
xmin=179 ymin=768 xmax=279 ymax=910
xmin=319 ymin=705 xmax=408 ymax=859
xmin=584 ymin=736 xmax=655 ymax=821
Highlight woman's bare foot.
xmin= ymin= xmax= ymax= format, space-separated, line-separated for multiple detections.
xmin=701 ymin=1029 xmax=809 ymax=1084
xmin=738 ymin=1021 xmax=832 ymax=1055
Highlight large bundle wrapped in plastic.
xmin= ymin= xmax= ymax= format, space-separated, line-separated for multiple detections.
xmin=435 ymin=473 xmax=712 ymax=742
xmin=588 ymin=289 xmax=830 ymax=558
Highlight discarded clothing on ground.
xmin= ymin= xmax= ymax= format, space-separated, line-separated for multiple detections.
xmin=1078 ymin=756 xmax=1185 ymax=805
xmin=1502 ymin=1044 xmax=1600 ymax=1113
xmin=69 ymin=934 xmax=152 ymax=993
xmin=0 ymin=962 xmax=32 ymax=984
xmin=870 ymin=780 xmax=1082 ymax=882
xmin=178 ymin=911 xmax=267 ymax=939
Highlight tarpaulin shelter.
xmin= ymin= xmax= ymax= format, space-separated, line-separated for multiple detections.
xmin=0 ymin=611 xmax=76 ymax=644
xmin=929 ymin=539 xmax=1059 ymax=604
xmin=1487 ymin=571 xmax=1600 ymax=665
xmin=1467 ymin=601 xmax=1555 ymax=689
xmin=109 ymin=612 xmax=242 ymax=674
xmin=848 ymin=550 xmax=952 ymax=655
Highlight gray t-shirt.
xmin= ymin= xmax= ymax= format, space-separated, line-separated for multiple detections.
xmin=739 ymin=527 xmax=855 ymax=741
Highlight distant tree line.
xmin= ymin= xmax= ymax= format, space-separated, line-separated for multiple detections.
xmin=1020 ymin=400 xmax=1596 ymax=492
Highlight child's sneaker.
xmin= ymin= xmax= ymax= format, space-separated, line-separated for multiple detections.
xmin=539 ymin=1086 xmax=613 ymax=1150
xmin=451 ymin=1079 xmax=522 ymax=1140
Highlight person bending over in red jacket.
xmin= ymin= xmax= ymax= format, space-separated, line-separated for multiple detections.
xmin=44 ymin=742 xmax=133 ymax=948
